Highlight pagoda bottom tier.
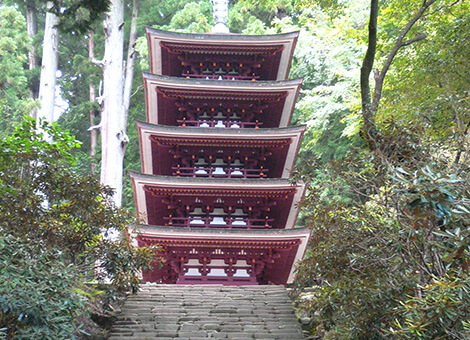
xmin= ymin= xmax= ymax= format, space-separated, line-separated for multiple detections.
xmin=134 ymin=226 xmax=310 ymax=285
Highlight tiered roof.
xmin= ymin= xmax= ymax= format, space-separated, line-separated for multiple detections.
xmin=131 ymin=28 xmax=310 ymax=285
xmin=131 ymin=173 xmax=305 ymax=230
xmin=137 ymin=122 xmax=305 ymax=178
xmin=143 ymin=74 xmax=302 ymax=127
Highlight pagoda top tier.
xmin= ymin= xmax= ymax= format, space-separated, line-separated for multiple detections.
xmin=146 ymin=28 xmax=299 ymax=81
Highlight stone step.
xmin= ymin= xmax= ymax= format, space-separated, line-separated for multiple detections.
xmin=108 ymin=284 xmax=305 ymax=339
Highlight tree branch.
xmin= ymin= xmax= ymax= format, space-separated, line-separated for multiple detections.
xmin=88 ymin=122 xmax=102 ymax=131
xmin=131 ymin=84 xmax=144 ymax=99
xmin=371 ymin=0 xmax=438 ymax=114
xmin=91 ymin=57 xmax=105 ymax=69
xmin=401 ymin=32 xmax=427 ymax=47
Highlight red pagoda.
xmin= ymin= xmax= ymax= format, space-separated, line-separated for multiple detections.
xmin=130 ymin=19 xmax=310 ymax=285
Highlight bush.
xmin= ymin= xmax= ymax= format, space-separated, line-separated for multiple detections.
xmin=0 ymin=233 xmax=86 ymax=339
xmin=295 ymin=142 xmax=470 ymax=339
xmin=0 ymin=117 xmax=157 ymax=338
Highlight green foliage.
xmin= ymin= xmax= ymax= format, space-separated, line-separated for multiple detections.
xmin=390 ymin=275 xmax=470 ymax=339
xmin=0 ymin=7 xmax=37 ymax=138
xmin=228 ymin=0 xmax=294 ymax=33
xmin=0 ymin=233 xmax=86 ymax=339
xmin=294 ymin=1 xmax=470 ymax=338
xmin=137 ymin=0 xmax=199 ymax=32
xmin=0 ymin=118 xmax=158 ymax=338
xmin=273 ymin=4 xmax=366 ymax=165
xmin=158 ymin=1 xmax=213 ymax=33
xmin=296 ymin=154 xmax=406 ymax=338
xmin=240 ymin=16 xmax=269 ymax=35
xmin=378 ymin=1 xmax=470 ymax=163
xmin=45 ymin=0 xmax=111 ymax=33
xmin=296 ymin=137 xmax=470 ymax=338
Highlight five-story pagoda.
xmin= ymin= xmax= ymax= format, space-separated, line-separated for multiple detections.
xmin=130 ymin=2 xmax=310 ymax=285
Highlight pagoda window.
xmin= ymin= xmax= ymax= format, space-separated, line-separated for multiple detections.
xmin=143 ymin=184 xmax=296 ymax=230
xmin=153 ymin=245 xmax=290 ymax=285
xmin=175 ymin=100 xmax=266 ymax=129
xmin=155 ymin=87 xmax=289 ymax=129
xmin=233 ymin=269 xmax=250 ymax=278
xmin=185 ymin=268 xmax=202 ymax=276
xmin=179 ymin=54 xmax=264 ymax=81
xmin=163 ymin=197 xmax=275 ymax=229
xmin=158 ymin=41 xmax=286 ymax=81
xmin=207 ymin=268 xmax=227 ymax=277
xmin=176 ymin=250 xmax=261 ymax=284
xmin=170 ymin=148 xmax=270 ymax=179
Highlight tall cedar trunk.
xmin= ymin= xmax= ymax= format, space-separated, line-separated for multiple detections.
xmin=122 ymin=0 xmax=140 ymax=119
xmin=26 ymin=0 xmax=39 ymax=102
xmin=100 ymin=0 xmax=125 ymax=206
xmin=37 ymin=1 xmax=59 ymax=123
xmin=89 ymin=34 xmax=98 ymax=175
xmin=98 ymin=0 xmax=139 ymax=205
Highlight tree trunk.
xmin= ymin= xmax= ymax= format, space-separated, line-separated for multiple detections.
xmin=122 ymin=0 xmax=140 ymax=120
xmin=100 ymin=0 xmax=126 ymax=206
xmin=360 ymin=0 xmax=379 ymax=149
xmin=89 ymin=33 xmax=98 ymax=175
xmin=26 ymin=0 xmax=39 ymax=102
xmin=454 ymin=118 xmax=470 ymax=165
xmin=98 ymin=0 xmax=140 ymax=205
xmin=37 ymin=1 xmax=59 ymax=123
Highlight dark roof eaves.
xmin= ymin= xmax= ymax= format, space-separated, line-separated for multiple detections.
xmin=136 ymin=120 xmax=306 ymax=135
xmin=141 ymin=72 xmax=303 ymax=88
xmin=129 ymin=171 xmax=294 ymax=185
xmin=144 ymin=27 xmax=300 ymax=41
xmin=135 ymin=224 xmax=311 ymax=236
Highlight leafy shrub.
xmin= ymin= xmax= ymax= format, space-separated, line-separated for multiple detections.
xmin=296 ymin=143 xmax=470 ymax=339
xmin=0 ymin=232 xmax=86 ymax=339
xmin=0 ymin=117 xmax=157 ymax=338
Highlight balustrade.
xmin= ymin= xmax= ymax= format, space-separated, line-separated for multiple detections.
xmin=173 ymin=166 xmax=268 ymax=179
xmin=178 ymin=119 xmax=262 ymax=129
xmin=160 ymin=198 xmax=276 ymax=229
xmin=178 ymin=56 xmax=264 ymax=81
xmin=171 ymin=151 xmax=270 ymax=179
xmin=164 ymin=216 xmax=273 ymax=229
xmin=175 ymin=100 xmax=267 ymax=129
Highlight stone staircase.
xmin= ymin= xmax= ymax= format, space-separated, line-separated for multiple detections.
xmin=108 ymin=284 xmax=305 ymax=339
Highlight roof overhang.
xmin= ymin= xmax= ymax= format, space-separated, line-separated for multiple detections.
xmin=142 ymin=73 xmax=302 ymax=128
xmin=130 ymin=172 xmax=305 ymax=230
xmin=137 ymin=121 xmax=305 ymax=178
xmin=132 ymin=225 xmax=311 ymax=284
xmin=146 ymin=28 xmax=299 ymax=81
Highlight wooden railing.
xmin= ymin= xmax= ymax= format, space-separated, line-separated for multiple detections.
xmin=172 ymin=166 xmax=268 ymax=179
xmin=164 ymin=216 xmax=273 ymax=229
